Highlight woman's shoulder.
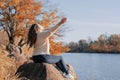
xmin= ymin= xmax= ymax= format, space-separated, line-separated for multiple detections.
xmin=37 ymin=31 xmax=48 ymax=39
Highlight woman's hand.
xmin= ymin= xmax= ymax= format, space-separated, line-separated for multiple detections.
xmin=58 ymin=17 xmax=67 ymax=26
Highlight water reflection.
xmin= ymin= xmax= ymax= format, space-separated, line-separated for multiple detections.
xmin=63 ymin=53 xmax=120 ymax=80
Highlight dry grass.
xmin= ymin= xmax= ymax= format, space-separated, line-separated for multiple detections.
xmin=0 ymin=32 xmax=27 ymax=80
xmin=0 ymin=48 xmax=18 ymax=80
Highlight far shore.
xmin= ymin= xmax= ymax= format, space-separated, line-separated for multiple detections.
xmin=66 ymin=52 xmax=120 ymax=54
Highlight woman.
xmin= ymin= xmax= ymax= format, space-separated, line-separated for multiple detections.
xmin=27 ymin=18 xmax=74 ymax=79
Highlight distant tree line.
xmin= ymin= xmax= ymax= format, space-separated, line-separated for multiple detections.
xmin=66 ymin=34 xmax=120 ymax=53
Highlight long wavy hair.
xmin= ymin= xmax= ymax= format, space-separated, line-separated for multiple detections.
xmin=27 ymin=24 xmax=38 ymax=48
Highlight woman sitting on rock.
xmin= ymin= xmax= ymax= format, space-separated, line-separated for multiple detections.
xmin=27 ymin=18 xmax=74 ymax=79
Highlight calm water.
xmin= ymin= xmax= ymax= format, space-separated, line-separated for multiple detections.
xmin=62 ymin=53 xmax=120 ymax=80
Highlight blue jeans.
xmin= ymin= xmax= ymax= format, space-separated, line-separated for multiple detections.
xmin=32 ymin=54 xmax=69 ymax=74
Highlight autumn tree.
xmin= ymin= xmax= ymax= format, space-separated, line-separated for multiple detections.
xmin=0 ymin=0 xmax=69 ymax=56
xmin=0 ymin=0 xmax=42 ymax=55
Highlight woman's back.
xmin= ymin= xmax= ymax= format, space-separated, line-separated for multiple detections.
xmin=33 ymin=31 xmax=50 ymax=55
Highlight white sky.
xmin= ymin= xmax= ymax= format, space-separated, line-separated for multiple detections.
xmin=50 ymin=0 xmax=120 ymax=43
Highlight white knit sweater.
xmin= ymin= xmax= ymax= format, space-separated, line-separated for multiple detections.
xmin=33 ymin=24 xmax=61 ymax=56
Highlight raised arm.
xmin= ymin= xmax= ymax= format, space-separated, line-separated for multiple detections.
xmin=45 ymin=18 xmax=67 ymax=37
xmin=49 ymin=18 xmax=67 ymax=33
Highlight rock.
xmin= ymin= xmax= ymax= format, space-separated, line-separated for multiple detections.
xmin=16 ymin=61 xmax=78 ymax=80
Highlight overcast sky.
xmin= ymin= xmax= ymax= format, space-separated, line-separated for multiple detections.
xmin=50 ymin=0 xmax=120 ymax=43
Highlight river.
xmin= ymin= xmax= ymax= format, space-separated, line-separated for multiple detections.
xmin=62 ymin=53 xmax=120 ymax=80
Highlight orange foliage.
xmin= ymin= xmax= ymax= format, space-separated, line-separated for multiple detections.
xmin=50 ymin=38 xmax=70 ymax=55
xmin=40 ymin=10 xmax=60 ymax=28
xmin=0 ymin=0 xmax=42 ymax=41
xmin=0 ymin=0 xmax=68 ymax=54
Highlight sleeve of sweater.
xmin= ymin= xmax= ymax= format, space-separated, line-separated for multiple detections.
xmin=44 ymin=24 xmax=61 ymax=37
